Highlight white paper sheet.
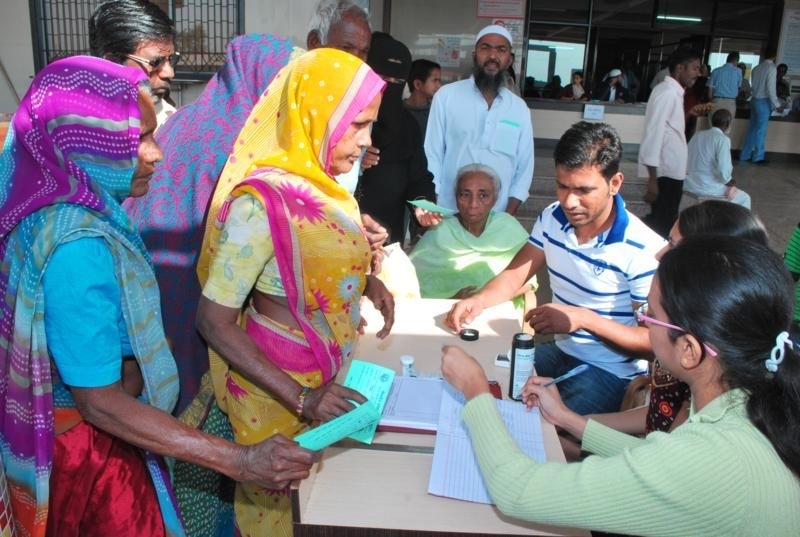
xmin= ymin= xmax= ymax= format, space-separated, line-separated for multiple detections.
xmin=428 ymin=384 xmax=546 ymax=504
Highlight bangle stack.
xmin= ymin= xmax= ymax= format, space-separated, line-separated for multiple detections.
xmin=295 ymin=386 xmax=312 ymax=417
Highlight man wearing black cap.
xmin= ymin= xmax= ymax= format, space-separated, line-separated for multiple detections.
xmin=356 ymin=32 xmax=439 ymax=245
xmin=424 ymin=24 xmax=534 ymax=215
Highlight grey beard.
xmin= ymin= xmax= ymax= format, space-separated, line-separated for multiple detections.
xmin=473 ymin=64 xmax=505 ymax=97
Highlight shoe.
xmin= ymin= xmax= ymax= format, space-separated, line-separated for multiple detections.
xmin=739 ymin=158 xmax=751 ymax=163
xmin=753 ymin=159 xmax=769 ymax=165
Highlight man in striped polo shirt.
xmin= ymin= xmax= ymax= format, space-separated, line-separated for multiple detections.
xmin=447 ymin=122 xmax=665 ymax=414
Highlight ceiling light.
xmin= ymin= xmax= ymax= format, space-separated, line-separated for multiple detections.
xmin=656 ymin=15 xmax=702 ymax=22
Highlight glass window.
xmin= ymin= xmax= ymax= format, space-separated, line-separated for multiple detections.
xmin=525 ymin=25 xmax=588 ymax=92
xmin=708 ymin=37 xmax=764 ymax=74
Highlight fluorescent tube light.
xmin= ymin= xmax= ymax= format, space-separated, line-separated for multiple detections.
xmin=656 ymin=15 xmax=702 ymax=22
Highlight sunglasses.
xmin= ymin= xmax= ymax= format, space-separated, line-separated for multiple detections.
xmin=636 ymin=303 xmax=718 ymax=357
xmin=126 ymin=52 xmax=181 ymax=71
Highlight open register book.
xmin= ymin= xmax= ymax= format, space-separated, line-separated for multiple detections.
xmin=428 ymin=384 xmax=547 ymax=504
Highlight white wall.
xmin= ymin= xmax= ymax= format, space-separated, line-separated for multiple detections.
xmin=0 ymin=2 xmax=36 ymax=114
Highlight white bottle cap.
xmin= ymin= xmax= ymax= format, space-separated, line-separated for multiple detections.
xmin=400 ymin=355 xmax=415 ymax=366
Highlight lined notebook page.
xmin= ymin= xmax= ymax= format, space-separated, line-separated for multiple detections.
xmin=428 ymin=384 xmax=546 ymax=504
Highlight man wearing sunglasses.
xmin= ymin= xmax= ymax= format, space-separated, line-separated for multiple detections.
xmin=89 ymin=0 xmax=178 ymax=129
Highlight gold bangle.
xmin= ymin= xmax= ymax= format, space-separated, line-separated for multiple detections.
xmin=295 ymin=386 xmax=312 ymax=417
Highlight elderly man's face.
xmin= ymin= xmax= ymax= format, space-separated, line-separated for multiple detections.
xmin=123 ymin=39 xmax=176 ymax=98
xmin=326 ymin=11 xmax=371 ymax=61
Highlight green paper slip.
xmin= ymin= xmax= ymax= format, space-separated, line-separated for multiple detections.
xmin=294 ymin=401 xmax=381 ymax=451
xmin=408 ymin=199 xmax=457 ymax=215
xmin=344 ymin=360 xmax=396 ymax=444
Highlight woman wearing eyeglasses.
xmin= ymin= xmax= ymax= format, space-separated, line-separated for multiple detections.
xmin=553 ymin=201 xmax=769 ymax=451
xmin=441 ymin=235 xmax=800 ymax=535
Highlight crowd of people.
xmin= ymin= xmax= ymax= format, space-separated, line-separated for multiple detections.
xmin=0 ymin=0 xmax=798 ymax=536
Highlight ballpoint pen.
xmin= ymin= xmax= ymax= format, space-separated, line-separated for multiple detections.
xmin=542 ymin=364 xmax=590 ymax=387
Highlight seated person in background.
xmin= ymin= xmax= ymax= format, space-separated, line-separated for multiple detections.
xmin=685 ymin=109 xmax=752 ymax=208
xmin=447 ymin=122 xmax=665 ymax=414
xmin=356 ymin=32 xmax=440 ymax=245
xmin=441 ymin=235 xmax=800 ymax=536
xmin=523 ymin=76 xmax=540 ymax=98
xmin=409 ymin=163 xmax=536 ymax=300
xmin=620 ymin=59 xmax=640 ymax=102
xmin=595 ymin=68 xmax=630 ymax=103
xmin=559 ymin=200 xmax=768 ymax=460
xmin=559 ymin=71 xmax=589 ymax=101
xmin=542 ymin=75 xmax=563 ymax=98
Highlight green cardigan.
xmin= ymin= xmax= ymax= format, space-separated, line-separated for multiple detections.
xmin=462 ymin=389 xmax=800 ymax=536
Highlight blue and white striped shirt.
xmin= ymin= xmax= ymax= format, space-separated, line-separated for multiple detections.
xmin=529 ymin=195 xmax=665 ymax=378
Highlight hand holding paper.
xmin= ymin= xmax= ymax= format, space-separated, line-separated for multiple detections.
xmin=294 ymin=360 xmax=395 ymax=450
xmin=408 ymin=198 xmax=456 ymax=216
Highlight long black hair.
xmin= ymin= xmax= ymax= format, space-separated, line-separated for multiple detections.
xmin=658 ymin=235 xmax=799 ymax=477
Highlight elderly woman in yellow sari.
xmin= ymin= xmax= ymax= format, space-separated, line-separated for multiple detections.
xmin=195 ymin=48 xmax=393 ymax=536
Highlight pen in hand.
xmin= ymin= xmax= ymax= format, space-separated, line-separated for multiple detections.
xmin=542 ymin=364 xmax=590 ymax=387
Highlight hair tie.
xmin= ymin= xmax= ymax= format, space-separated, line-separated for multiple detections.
xmin=764 ymin=331 xmax=792 ymax=373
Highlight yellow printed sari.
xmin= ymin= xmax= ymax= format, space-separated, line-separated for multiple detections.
xmin=197 ymin=48 xmax=385 ymax=536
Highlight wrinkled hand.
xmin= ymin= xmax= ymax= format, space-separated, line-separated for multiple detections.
xmin=361 ymin=146 xmax=380 ymax=170
xmin=451 ymin=286 xmax=478 ymax=299
xmin=725 ymin=185 xmax=740 ymax=201
xmin=440 ymin=345 xmax=490 ymax=400
xmin=413 ymin=206 xmax=444 ymax=228
xmin=364 ymin=274 xmax=394 ymax=338
xmin=302 ymin=382 xmax=367 ymax=422
xmin=520 ymin=377 xmax=573 ymax=427
xmin=525 ymin=303 xmax=585 ymax=335
xmin=445 ymin=296 xmax=484 ymax=333
xmin=239 ymin=435 xmax=316 ymax=490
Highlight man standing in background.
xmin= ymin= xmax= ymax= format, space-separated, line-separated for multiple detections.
xmin=425 ymin=24 xmax=534 ymax=215
xmin=740 ymin=47 xmax=783 ymax=164
xmin=708 ymin=51 xmax=742 ymax=133
xmin=639 ymin=48 xmax=705 ymax=237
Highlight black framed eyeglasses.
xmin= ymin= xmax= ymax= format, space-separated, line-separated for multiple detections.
xmin=126 ymin=52 xmax=181 ymax=71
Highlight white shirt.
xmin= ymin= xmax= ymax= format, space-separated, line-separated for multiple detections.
xmin=638 ymin=76 xmax=687 ymax=181
xmin=424 ymin=78 xmax=534 ymax=211
xmin=528 ymin=196 xmax=664 ymax=378
xmin=685 ymin=127 xmax=733 ymax=197
xmin=750 ymin=59 xmax=780 ymax=109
